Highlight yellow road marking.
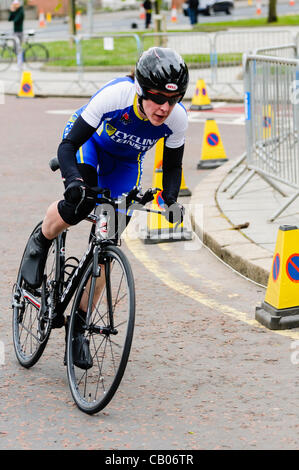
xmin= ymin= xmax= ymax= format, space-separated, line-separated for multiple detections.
xmin=158 ymin=243 xmax=226 ymax=293
xmin=125 ymin=237 xmax=299 ymax=341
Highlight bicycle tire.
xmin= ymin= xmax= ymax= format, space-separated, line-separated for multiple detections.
xmin=24 ymin=43 xmax=49 ymax=69
xmin=0 ymin=44 xmax=14 ymax=72
xmin=67 ymin=245 xmax=135 ymax=414
xmin=12 ymin=222 xmax=59 ymax=368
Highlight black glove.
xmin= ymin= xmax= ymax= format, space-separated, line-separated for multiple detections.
xmin=63 ymin=179 xmax=86 ymax=204
xmin=164 ymin=201 xmax=185 ymax=224
xmin=139 ymin=188 xmax=156 ymax=206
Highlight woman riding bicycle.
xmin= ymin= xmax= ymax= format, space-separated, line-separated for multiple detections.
xmin=20 ymin=46 xmax=189 ymax=368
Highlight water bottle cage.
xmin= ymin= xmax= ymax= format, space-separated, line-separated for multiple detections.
xmin=63 ymin=256 xmax=80 ymax=285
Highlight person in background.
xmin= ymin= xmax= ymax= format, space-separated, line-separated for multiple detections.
xmin=143 ymin=0 xmax=152 ymax=29
xmin=8 ymin=0 xmax=24 ymax=46
xmin=187 ymin=0 xmax=199 ymax=25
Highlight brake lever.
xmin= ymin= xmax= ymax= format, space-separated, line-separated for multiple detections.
xmin=138 ymin=187 xmax=161 ymax=206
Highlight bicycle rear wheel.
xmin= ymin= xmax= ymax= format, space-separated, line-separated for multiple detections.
xmin=12 ymin=222 xmax=59 ymax=368
xmin=0 ymin=45 xmax=14 ymax=72
xmin=24 ymin=43 xmax=49 ymax=69
xmin=67 ymin=245 xmax=135 ymax=414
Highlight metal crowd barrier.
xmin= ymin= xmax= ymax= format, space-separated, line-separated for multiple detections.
xmin=253 ymin=43 xmax=298 ymax=58
xmin=0 ymin=29 xmax=297 ymax=96
xmin=212 ymin=30 xmax=294 ymax=86
xmin=141 ymin=32 xmax=214 ymax=84
xmin=140 ymin=29 xmax=295 ymax=87
xmin=226 ymin=53 xmax=299 ymax=222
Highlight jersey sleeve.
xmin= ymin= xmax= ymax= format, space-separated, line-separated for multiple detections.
xmin=81 ymin=79 xmax=133 ymax=129
xmin=164 ymin=103 xmax=188 ymax=149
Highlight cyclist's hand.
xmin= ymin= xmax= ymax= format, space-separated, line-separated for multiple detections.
xmin=64 ymin=179 xmax=86 ymax=204
xmin=164 ymin=201 xmax=185 ymax=224
xmin=139 ymin=188 xmax=156 ymax=205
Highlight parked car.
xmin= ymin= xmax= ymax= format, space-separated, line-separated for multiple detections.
xmin=198 ymin=0 xmax=234 ymax=15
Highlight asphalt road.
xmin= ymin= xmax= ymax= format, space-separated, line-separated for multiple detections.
xmin=1 ymin=95 xmax=299 ymax=451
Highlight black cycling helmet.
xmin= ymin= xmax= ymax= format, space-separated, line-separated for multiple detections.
xmin=135 ymin=47 xmax=189 ymax=98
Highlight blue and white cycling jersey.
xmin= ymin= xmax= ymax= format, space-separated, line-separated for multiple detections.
xmin=63 ymin=76 xmax=188 ymax=198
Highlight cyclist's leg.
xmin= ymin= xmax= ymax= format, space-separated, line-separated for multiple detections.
xmin=12 ymin=221 xmax=59 ymax=366
xmin=20 ymin=224 xmax=54 ymax=288
xmin=78 ymin=152 xmax=143 ymax=311
xmin=43 ymin=139 xmax=99 ymax=239
xmin=67 ymin=152 xmax=141 ymax=366
xmin=62 ymin=143 xmax=140 ymax=349
xmin=56 ymin=140 xmax=100 ymax=365
xmin=42 ymin=201 xmax=70 ymax=240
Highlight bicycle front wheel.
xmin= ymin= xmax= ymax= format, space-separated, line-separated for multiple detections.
xmin=12 ymin=222 xmax=59 ymax=368
xmin=0 ymin=45 xmax=14 ymax=72
xmin=67 ymin=245 xmax=135 ymax=414
xmin=24 ymin=43 xmax=49 ymax=69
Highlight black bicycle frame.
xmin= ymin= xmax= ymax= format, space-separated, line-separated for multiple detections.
xmin=55 ymin=233 xmax=95 ymax=316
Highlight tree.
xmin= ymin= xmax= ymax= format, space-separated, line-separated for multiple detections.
xmin=154 ymin=0 xmax=162 ymax=32
xmin=69 ymin=0 xmax=76 ymax=36
xmin=267 ymin=0 xmax=277 ymax=23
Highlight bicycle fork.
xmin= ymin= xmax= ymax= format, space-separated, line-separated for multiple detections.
xmin=85 ymin=246 xmax=117 ymax=336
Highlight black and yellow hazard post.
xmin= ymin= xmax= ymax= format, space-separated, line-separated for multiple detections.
xmin=18 ymin=71 xmax=35 ymax=98
xmin=143 ymin=139 xmax=192 ymax=244
xmin=255 ymin=225 xmax=299 ymax=330
xmin=190 ymin=79 xmax=213 ymax=111
xmin=197 ymin=119 xmax=228 ymax=169
xmin=179 ymin=172 xmax=191 ymax=197
xmin=153 ymin=138 xmax=191 ymax=196
xmin=153 ymin=137 xmax=164 ymax=173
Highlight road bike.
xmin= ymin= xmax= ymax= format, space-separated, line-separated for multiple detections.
xmin=0 ymin=30 xmax=49 ymax=72
xmin=11 ymin=157 xmax=165 ymax=415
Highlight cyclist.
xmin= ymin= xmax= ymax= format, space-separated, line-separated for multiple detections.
xmin=20 ymin=47 xmax=189 ymax=368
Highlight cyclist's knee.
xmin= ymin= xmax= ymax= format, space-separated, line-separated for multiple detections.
xmin=42 ymin=201 xmax=69 ymax=239
xmin=57 ymin=199 xmax=95 ymax=226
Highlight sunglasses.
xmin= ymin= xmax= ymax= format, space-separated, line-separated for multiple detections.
xmin=145 ymin=90 xmax=183 ymax=106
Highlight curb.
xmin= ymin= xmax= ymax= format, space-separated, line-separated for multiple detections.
xmin=190 ymin=159 xmax=273 ymax=287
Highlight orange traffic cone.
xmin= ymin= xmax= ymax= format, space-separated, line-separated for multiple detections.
xmin=139 ymin=6 xmax=145 ymax=19
xmin=171 ymin=7 xmax=177 ymax=22
xmin=75 ymin=10 xmax=82 ymax=31
xmin=38 ymin=11 xmax=46 ymax=27
xmin=256 ymin=0 xmax=261 ymax=14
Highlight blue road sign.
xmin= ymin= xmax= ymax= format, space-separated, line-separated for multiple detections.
xmin=286 ymin=254 xmax=299 ymax=282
